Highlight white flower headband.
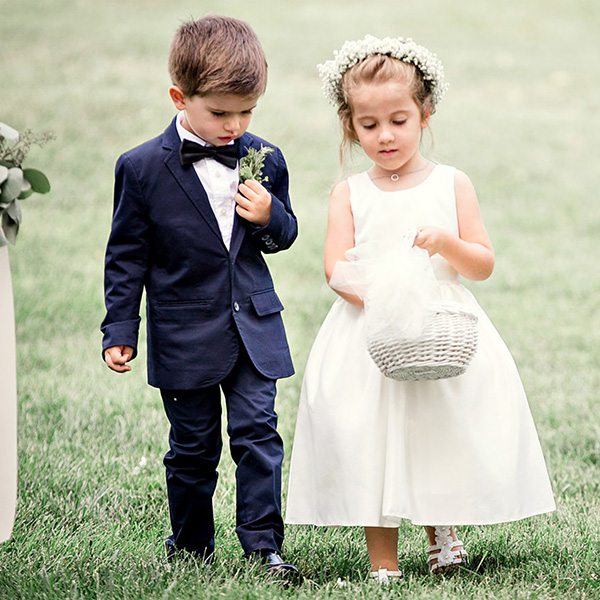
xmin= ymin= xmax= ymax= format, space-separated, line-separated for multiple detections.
xmin=317 ymin=34 xmax=449 ymax=108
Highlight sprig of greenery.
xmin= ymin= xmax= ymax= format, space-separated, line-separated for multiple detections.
xmin=0 ymin=122 xmax=54 ymax=246
xmin=239 ymin=145 xmax=274 ymax=184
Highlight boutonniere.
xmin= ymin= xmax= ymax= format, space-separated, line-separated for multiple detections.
xmin=0 ymin=122 xmax=54 ymax=246
xmin=239 ymin=145 xmax=274 ymax=184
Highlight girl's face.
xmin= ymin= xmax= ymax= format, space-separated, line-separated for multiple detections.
xmin=350 ymin=80 xmax=429 ymax=174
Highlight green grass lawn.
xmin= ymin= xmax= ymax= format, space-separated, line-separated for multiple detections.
xmin=1 ymin=0 xmax=599 ymax=598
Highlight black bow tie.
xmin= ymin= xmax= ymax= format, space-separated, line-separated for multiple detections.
xmin=179 ymin=138 xmax=238 ymax=169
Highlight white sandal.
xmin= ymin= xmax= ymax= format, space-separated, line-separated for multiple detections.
xmin=427 ymin=526 xmax=467 ymax=575
xmin=369 ymin=567 xmax=403 ymax=584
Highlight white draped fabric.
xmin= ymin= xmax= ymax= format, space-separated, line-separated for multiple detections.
xmin=0 ymin=245 xmax=17 ymax=542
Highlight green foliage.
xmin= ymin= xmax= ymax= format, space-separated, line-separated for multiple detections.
xmin=239 ymin=145 xmax=274 ymax=183
xmin=0 ymin=123 xmax=54 ymax=246
xmin=22 ymin=168 xmax=51 ymax=194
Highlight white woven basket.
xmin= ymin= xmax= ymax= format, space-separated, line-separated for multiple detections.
xmin=367 ymin=304 xmax=479 ymax=381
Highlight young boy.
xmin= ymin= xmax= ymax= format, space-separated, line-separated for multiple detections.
xmin=101 ymin=16 xmax=298 ymax=577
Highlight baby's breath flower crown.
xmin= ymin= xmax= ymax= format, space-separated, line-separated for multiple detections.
xmin=317 ymin=34 xmax=448 ymax=108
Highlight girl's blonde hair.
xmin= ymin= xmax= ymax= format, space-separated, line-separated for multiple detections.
xmin=337 ymin=55 xmax=434 ymax=164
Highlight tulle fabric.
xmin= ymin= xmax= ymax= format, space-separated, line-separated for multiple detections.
xmin=329 ymin=228 xmax=442 ymax=340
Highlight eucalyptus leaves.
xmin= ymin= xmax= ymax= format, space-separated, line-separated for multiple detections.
xmin=239 ymin=145 xmax=273 ymax=184
xmin=0 ymin=122 xmax=53 ymax=246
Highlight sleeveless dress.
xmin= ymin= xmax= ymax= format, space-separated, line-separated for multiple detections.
xmin=0 ymin=245 xmax=17 ymax=542
xmin=286 ymin=165 xmax=556 ymax=527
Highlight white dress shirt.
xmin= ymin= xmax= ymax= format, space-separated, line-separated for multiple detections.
xmin=176 ymin=112 xmax=239 ymax=250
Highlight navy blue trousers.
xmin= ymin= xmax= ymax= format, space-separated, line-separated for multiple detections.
xmin=160 ymin=350 xmax=284 ymax=557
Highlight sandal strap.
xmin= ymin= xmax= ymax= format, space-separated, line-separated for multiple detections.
xmin=370 ymin=568 xmax=403 ymax=582
xmin=428 ymin=526 xmax=467 ymax=570
xmin=428 ymin=549 xmax=464 ymax=563
xmin=428 ymin=540 xmax=465 ymax=553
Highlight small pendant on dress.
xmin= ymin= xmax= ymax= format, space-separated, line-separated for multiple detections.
xmin=391 ymin=174 xmax=400 ymax=182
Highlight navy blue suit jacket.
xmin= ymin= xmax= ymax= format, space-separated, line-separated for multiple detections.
xmin=101 ymin=117 xmax=297 ymax=389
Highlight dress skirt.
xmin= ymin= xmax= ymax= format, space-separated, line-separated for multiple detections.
xmin=286 ymin=281 xmax=556 ymax=526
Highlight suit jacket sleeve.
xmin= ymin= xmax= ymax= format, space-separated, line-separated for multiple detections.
xmin=100 ymin=155 xmax=151 ymax=358
xmin=249 ymin=147 xmax=298 ymax=253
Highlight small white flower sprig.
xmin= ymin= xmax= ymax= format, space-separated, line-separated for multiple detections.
xmin=317 ymin=34 xmax=449 ymax=108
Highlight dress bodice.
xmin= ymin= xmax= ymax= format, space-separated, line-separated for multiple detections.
xmin=347 ymin=165 xmax=459 ymax=282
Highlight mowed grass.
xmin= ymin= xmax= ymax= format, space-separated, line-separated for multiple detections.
xmin=1 ymin=0 xmax=599 ymax=598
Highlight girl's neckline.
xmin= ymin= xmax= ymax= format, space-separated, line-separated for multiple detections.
xmin=363 ymin=163 xmax=439 ymax=193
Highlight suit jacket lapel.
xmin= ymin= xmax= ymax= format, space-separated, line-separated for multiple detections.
xmin=162 ymin=118 xmax=226 ymax=248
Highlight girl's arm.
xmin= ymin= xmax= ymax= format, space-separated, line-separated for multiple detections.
xmin=324 ymin=180 xmax=364 ymax=307
xmin=415 ymin=170 xmax=495 ymax=280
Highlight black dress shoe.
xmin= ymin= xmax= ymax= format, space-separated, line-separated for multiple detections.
xmin=164 ymin=537 xmax=213 ymax=564
xmin=248 ymin=549 xmax=301 ymax=582
xmin=165 ymin=537 xmax=177 ymax=561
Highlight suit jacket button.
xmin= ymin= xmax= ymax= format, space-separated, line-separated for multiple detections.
xmin=233 ymin=302 xmax=240 ymax=312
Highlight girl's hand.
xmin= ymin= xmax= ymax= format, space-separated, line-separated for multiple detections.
xmin=414 ymin=226 xmax=450 ymax=256
xmin=236 ymin=180 xmax=272 ymax=226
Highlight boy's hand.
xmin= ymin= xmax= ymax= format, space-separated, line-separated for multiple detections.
xmin=235 ymin=180 xmax=272 ymax=226
xmin=414 ymin=226 xmax=450 ymax=256
xmin=104 ymin=345 xmax=134 ymax=373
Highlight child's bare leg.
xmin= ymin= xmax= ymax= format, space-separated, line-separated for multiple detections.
xmin=364 ymin=527 xmax=399 ymax=571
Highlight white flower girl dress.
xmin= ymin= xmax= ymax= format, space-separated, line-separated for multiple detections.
xmin=286 ymin=165 xmax=555 ymax=527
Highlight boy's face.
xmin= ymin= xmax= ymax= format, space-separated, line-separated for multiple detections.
xmin=170 ymin=87 xmax=258 ymax=146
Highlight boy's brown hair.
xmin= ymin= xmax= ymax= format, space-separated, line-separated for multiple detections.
xmin=168 ymin=15 xmax=268 ymax=98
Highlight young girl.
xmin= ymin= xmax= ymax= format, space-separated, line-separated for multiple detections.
xmin=285 ymin=35 xmax=555 ymax=581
